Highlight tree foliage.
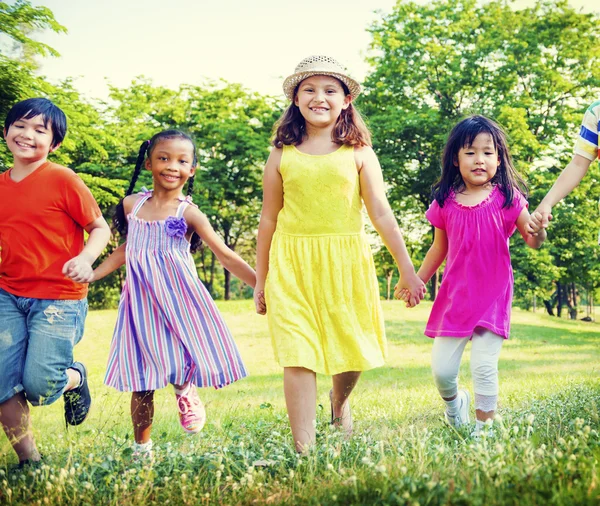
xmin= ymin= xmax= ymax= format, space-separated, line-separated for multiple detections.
xmin=362 ymin=0 xmax=600 ymax=314
xmin=2 ymin=0 xmax=600 ymax=312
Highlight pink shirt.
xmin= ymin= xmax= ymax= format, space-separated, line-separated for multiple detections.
xmin=424 ymin=186 xmax=527 ymax=339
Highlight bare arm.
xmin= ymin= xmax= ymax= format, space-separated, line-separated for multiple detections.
xmin=416 ymin=228 xmax=448 ymax=284
xmin=62 ymin=215 xmax=111 ymax=283
xmin=532 ymin=154 xmax=593 ymax=229
xmin=357 ymin=146 xmax=426 ymax=306
xmin=185 ymin=207 xmax=256 ymax=288
xmin=254 ymin=148 xmax=284 ymax=314
xmin=82 ymin=216 xmax=111 ymax=262
xmin=92 ymin=242 xmax=126 ymax=281
xmin=516 ymin=207 xmax=547 ymax=249
xmin=89 ymin=194 xmax=137 ymax=282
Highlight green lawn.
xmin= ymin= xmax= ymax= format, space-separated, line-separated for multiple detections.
xmin=1 ymin=301 xmax=599 ymax=505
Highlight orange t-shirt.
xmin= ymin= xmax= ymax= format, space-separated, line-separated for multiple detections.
xmin=0 ymin=161 xmax=102 ymax=299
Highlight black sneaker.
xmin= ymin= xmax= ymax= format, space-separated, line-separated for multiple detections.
xmin=17 ymin=456 xmax=43 ymax=470
xmin=63 ymin=362 xmax=91 ymax=426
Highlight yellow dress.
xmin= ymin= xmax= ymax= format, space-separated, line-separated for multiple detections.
xmin=265 ymin=144 xmax=387 ymax=375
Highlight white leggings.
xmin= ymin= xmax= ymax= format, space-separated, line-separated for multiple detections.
xmin=431 ymin=329 xmax=504 ymax=412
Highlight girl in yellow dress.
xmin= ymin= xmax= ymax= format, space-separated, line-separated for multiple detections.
xmin=254 ymin=55 xmax=426 ymax=452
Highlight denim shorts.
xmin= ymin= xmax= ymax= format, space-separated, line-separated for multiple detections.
xmin=0 ymin=288 xmax=88 ymax=406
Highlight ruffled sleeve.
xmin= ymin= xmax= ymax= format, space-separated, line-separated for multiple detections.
xmin=425 ymin=200 xmax=446 ymax=230
xmin=503 ymin=189 xmax=528 ymax=237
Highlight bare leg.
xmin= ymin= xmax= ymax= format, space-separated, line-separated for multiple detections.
xmin=131 ymin=391 xmax=154 ymax=444
xmin=331 ymin=371 xmax=361 ymax=435
xmin=476 ymin=409 xmax=494 ymax=422
xmin=0 ymin=393 xmax=40 ymax=463
xmin=283 ymin=367 xmax=317 ymax=453
xmin=64 ymin=368 xmax=82 ymax=392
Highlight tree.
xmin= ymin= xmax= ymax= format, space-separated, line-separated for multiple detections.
xmin=0 ymin=0 xmax=65 ymax=58
xmin=184 ymin=82 xmax=281 ymax=299
xmin=0 ymin=0 xmax=66 ymax=169
xmin=362 ymin=0 xmax=600 ymax=304
xmin=105 ymin=79 xmax=281 ymax=299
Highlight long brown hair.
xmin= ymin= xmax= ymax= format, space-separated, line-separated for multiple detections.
xmin=272 ymin=81 xmax=372 ymax=148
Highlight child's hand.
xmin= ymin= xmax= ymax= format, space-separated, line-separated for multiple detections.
xmin=254 ymin=289 xmax=266 ymax=315
xmin=394 ymin=272 xmax=427 ymax=308
xmin=530 ymin=204 xmax=553 ymax=234
xmin=62 ymin=254 xmax=94 ymax=283
xmin=524 ymin=215 xmax=541 ymax=236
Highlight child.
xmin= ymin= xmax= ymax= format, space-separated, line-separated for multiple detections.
xmin=397 ymin=115 xmax=546 ymax=436
xmin=254 ymin=55 xmax=426 ymax=452
xmin=92 ymin=130 xmax=255 ymax=457
xmin=0 ymin=98 xmax=111 ymax=466
xmin=531 ymin=100 xmax=599 ymax=235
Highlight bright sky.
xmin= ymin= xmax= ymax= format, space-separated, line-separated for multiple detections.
xmin=31 ymin=0 xmax=597 ymax=101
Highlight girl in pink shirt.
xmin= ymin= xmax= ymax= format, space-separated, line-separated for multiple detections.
xmin=397 ymin=115 xmax=546 ymax=436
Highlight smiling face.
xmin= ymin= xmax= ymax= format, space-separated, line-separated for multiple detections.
xmin=3 ymin=115 xmax=57 ymax=166
xmin=145 ymin=137 xmax=196 ymax=191
xmin=456 ymin=132 xmax=500 ymax=191
xmin=294 ymin=75 xmax=351 ymax=128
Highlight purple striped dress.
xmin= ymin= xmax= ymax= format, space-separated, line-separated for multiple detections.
xmin=105 ymin=191 xmax=248 ymax=392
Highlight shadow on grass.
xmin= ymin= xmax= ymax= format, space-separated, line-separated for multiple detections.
xmin=386 ymin=319 xmax=600 ymax=347
xmin=510 ymin=323 xmax=600 ymax=346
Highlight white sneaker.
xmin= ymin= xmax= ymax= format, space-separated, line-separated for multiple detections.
xmin=471 ymin=420 xmax=495 ymax=439
xmin=445 ymin=390 xmax=470 ymax=428
xmin=132 ymin=440 xmax=154 ymax=462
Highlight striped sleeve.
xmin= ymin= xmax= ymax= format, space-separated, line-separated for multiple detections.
xmin=574 ymin=100 xmax=600 ymax=161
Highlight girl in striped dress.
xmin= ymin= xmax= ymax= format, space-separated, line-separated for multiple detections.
xmin=92 ymin=130 xmax=255 ymax=456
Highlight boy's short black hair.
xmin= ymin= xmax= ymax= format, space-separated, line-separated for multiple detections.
xmin=4 ymin=98 xmax=67 ymax=148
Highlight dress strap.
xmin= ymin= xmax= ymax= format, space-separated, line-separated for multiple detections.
xmin=175 ymin=200 xmax=190 ymax=219
xmin=176 ymin=195 xmax=197 ymax=218
xmin=131 ymin=191 xmax=152 ymax=217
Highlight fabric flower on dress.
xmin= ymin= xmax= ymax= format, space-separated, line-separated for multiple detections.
xmin=165 ymin=216 xmax=188 ymax=238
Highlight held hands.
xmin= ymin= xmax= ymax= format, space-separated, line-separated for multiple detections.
xmin=528 ymin=204 xmax=553 ymax=236
xmin=394 ymin=271 xmax=427 ymax=308
xmin=254 ymin=288 xmax=267 ymax=315
xmin=62 ymin=254 xmax=94 ymax=283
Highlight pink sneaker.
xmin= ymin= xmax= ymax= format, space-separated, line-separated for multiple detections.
xmin=175 ymin=385 xmax=206 ymax=434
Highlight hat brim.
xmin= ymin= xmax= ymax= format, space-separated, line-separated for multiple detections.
xmin=282 ymin=71 xmax=361 ymax=101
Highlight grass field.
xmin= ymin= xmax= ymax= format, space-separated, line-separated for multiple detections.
xmin=1 ymin=301 xmax=599 ymax=505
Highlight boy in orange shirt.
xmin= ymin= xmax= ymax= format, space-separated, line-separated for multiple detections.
xmin=0 ymin=98 xmax=110 ymax=467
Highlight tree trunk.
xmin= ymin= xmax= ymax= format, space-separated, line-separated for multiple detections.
xmin=429 ymin=270 xmax=439 ymax=301
xmin=556 ymin=281 xmax=563 ymax=318
xmin=223 ymin=231 xmax=233 ymax=301
xmin=558 ymin=282 xmax=577 ymax=320
xmin=568 ymin=282 xmax=577 ymax=320
xmin=428 ymin=225 xmax=439 ymax=300
xmin=224 ymin=269 xmax=231 ymax=301
xmin=198 ymin=245 xmax=208 ymax=287
xmin=532 ymin=293 xmax=536 ymax=313
xmin=222 ymin=228 xmax=232 ymax=300
xmin=543 ymin=299 xmax=555 ymax=316
xmin=386 ymin=271 xmax=393 ymax=300
xmin=209 ymin=251 xmax=215 ymax=293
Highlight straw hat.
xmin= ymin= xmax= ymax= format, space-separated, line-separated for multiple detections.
xmin=282 ymin=55 xmax=361 ymax=101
